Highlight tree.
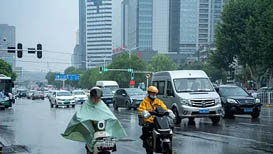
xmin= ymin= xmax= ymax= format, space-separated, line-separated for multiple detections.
xmin=211 ymin=0 xmax=273 ymax=88
xmin=147 ymin=54 xmax=177 ymax=72
xmin=45 ymin=72 xmax=62 ymax=88
xmin=0 ymin=59 xmax=17 ymax=81
xmin=105 ymin=53 xmax=147 ymax=87
xmin=181 ymin=62 xmax=226 ymax=83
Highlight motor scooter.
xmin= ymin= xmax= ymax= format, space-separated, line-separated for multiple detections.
xmin=141 ymin=107 xmax=174 ymax=154
xmin=92 ymin=121 xmax=117 ymax=154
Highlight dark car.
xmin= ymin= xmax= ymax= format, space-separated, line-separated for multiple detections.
xmin=113 ymin=88 xmax=146 ymax=110
xmin=216 ymin=85 xmax=262 ymax=119
xmin=31 ymin=91 xmax=45 ymax=100
xmin=16 ymin=89 xmax=27 ymax=98
xmin=101 ymin=88 xmax=114 ymax=106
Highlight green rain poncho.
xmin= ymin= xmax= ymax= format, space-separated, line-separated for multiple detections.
xmin=62 ymin=98 xmax=127 ymax=151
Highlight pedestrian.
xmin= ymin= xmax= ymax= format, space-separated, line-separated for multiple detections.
xmin=62 ymin=87 xmax=127 ymax=154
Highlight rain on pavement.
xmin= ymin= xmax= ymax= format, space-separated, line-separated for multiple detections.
xmin=0 ymin=98 xmax=273 ymax=154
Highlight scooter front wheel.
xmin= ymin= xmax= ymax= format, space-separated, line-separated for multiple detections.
xmin=145 ymin=148 xmax=153 ymax=154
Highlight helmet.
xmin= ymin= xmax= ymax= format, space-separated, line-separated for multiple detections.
xmin=90 ymin=87 xmax=103 ymax=98
xmin=147 ymin=86 xmax=158 ymax=94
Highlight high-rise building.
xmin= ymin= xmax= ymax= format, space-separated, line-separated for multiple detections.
xmin=0 ymin=24 xmax=16 ymax=70
xmin=122 ymin=0 xmax=153 ymax=50
xmin=79 ymin=0 xmax=87 ymax=70
xmin=72 ymin=30 xmax=81 ymax=69
xmin=85 ymin=0 xmax=113 ymax=69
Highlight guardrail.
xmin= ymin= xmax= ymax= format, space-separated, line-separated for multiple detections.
xmin=257 ymin=92 xmax=273 ymax=107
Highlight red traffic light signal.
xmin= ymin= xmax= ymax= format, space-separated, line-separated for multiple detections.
xmin=37 ymin=44 xmax=42 ymax=59
xmin=17 ymin=43 xmax=23 ymax=58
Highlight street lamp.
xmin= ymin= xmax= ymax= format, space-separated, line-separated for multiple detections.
xmin=121 ymin=47 xmax=140 ymax=59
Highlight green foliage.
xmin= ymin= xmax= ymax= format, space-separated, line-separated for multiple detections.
xmin=45 ymin=72 xmax=62 ymax=88
xmin=211 ymin=0 xmax=273 ymax=87
xmin=0 ymin=59 xmax=17 ymax=81
xmin=181 ymin=62 xmax=226 ymax=82
xmin=105 ymin=53 xmax=147 ymax=87
xmin=147 ymin=54 xmax=177 ymax=72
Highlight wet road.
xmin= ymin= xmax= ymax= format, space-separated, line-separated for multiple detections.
xmin=0 ymin=98 xmax=273 ymax=154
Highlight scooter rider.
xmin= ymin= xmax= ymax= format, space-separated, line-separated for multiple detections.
xmin=62 ymin=87 xmax=127 ymax=154
xmin=139 ymin=86 xmax=172 ymax=148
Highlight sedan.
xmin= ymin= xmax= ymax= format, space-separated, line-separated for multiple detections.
xmin=216 ymin=85 xmax=262 ymax=119
xmin=101 ymin=88 xmax=114 ymax=106
xmin=31 ymin=91 xmax=45 ymax=100
xmin=113 ymin=88 xmax=146 ymax=110
xmin=72 ymin=90 xmax=88 ymax=104
xmin=51 ymin=90 xmax=75 ymax=108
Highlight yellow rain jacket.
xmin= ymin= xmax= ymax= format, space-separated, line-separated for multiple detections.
xmin=139 ymin=96 xmax=168 ymax=123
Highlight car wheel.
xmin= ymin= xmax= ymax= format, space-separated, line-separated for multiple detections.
xmin=172 ymin=107 xmax=181 ymax=124
xmin=251 ymin=111 xmax=260 ymax=119
xmin=56 ymin=105 xmax=59 ymax=108
xmin=72 ymin=105 xmax=75 ymax=108
xmin=0 ymin=107 xmax=5 ymax=110
xmin=210 ymin=116 xmax=221 ymax=124
xmin=67 ymin=105 xmax=69 ymax=108
xmin=113 ymin=101 xmax=118 ymax=110
xmin=50 ymin=103 xmax=54 ymax=108
xmin=126 ymin=101 xmax=131 ymax=110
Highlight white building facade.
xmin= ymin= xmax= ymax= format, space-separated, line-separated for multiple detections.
xmin=85 ymin=0 xmax=113 ymax=69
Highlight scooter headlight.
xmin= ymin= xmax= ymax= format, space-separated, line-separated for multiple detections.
xmin=97 ymin=121 xmax=105 ymax=131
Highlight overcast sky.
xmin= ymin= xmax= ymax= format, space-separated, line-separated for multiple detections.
xmin=0 ymin=0 xmax=79 ymax=72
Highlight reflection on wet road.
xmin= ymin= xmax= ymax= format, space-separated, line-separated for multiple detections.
xmin=0 ymin=98 xmax=272 ymax=154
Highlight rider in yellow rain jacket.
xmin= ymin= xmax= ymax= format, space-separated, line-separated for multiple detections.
xmin=138 ymin=86 xmax=168 ymax=148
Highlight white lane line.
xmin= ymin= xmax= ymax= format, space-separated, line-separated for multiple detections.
xmin=198 ymin=131 xmax=273 ymax=147
xmin=238 ymin=122 xmax=268 ymax=127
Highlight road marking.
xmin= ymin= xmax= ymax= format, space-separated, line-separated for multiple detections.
xmin=198 ymin=131 xmax=273 ymax=147
xmin=238 ymin=122 xmax=268 ymax=127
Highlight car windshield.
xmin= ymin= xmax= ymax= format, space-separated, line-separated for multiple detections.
xmin=220 ymin=87 xmax=249 ymax=97
xmin=103 ymin=88 xmax=113 ymax=95
xmin=73 ymin=91 xmax=85 ymax=95
xmin=126 ymin=88 xmax=145 ymax=96
xmin=35 ymin=91 xmax=43 ymax=95
xmin=174 ymin=78 xmax=214 ymax=92
xmin=57 ymin=92 xmax=72 ymax=96
xmin=104 ymin=86 xmax=119 ymax=92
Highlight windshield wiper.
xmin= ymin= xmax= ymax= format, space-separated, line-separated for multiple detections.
xmin=193 ymin=89 xmax=212 ymax=92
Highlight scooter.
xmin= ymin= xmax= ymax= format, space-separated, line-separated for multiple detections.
xmin=92 ymin=121 xmax=117 ymax=154
xmin=142 ymin=107 xmax=174 ymax=154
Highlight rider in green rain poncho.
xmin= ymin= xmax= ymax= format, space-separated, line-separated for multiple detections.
xmin=62 ymin=87 xmax=127 ymax=153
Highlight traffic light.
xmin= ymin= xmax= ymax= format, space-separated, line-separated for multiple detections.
xmin=131 ymin=72 xmax=134 ymax=80
xmin=17 ymin=43 xmax=23 ymax=58
xmin=128 ymin=68 xmax=133 ymax=72
xmin=7 ymin=47 xmax=16 ymax=53
xmin=99 ymin=66 xmax=103 ymax=73
xmin=104 ymin=68 xmax=108 ymax=72
xmin=37 ymin=44 xmax=42 ymax=58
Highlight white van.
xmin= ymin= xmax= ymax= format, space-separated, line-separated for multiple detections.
xmin=152 ymin=70 xmax=223 ymax=124
xmin=96 ymin=81 xmax=119 ymax=93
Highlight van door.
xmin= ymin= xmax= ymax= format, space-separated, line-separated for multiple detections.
xmin=153 ymin=80 xmax=167 ymax=105
xmin=160 ymin=81 xmax=175 ymax=109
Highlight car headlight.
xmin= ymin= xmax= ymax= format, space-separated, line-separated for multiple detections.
xmin=215 ymin=97 xmax=221 ymax=105
xmin=255 ymin=98 xmax=261 ymax=104
xmin=227 ymin=98 xmax=238 ymax=104
xmin=180 ymin=98 xmax=191 ymax=105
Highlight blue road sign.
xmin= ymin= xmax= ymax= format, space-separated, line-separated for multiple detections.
xmin=55 ymin=74 xmax=67 ymax=80
xmin=67 ymin=74 xmax=80 ymax=81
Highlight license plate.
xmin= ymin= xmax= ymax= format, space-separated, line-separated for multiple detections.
xmin=64 ymin=102 xmax=70 ymax=104
xmin=244 ymin=108 xmax=253 ymax=112
xmin=106 ymin=100 xmax=112 ymax=103
xmin=199 ymin=109 xmax=210 ymax=114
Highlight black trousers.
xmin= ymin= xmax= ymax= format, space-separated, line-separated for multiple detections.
xmin=140 ymin=123 xmax=154 ymax=148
